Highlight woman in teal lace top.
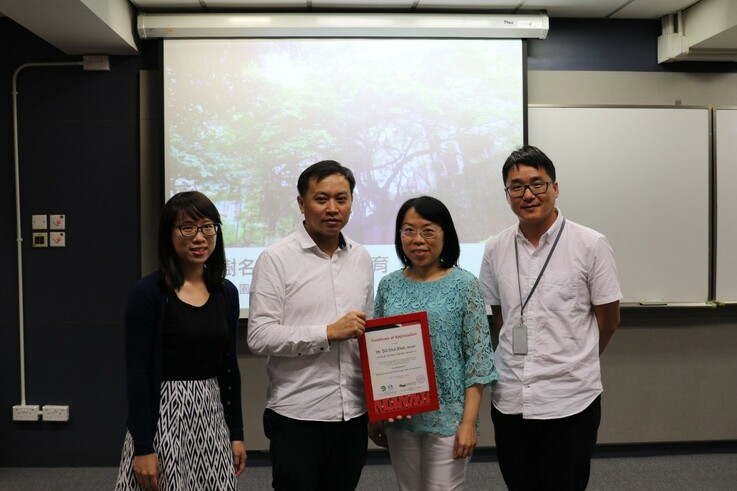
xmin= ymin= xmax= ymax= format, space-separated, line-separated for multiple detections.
xmin=369 ymin=196 xmax=496 ymax=491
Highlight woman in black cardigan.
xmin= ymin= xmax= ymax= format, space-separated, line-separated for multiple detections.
xmin=115 ymin=191 xmax=246 ymax=491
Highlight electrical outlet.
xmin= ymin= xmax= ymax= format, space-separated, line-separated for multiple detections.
xmin=42 ymin=405 xmax=69 ymax=422
xmin=12 ymin=405 xmax=40 ymax=421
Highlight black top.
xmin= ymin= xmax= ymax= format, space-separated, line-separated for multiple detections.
xmin=124 ymin=271 xmax=243 ymax=456
xmin=163 ymin=291 xmax=228 ymax=381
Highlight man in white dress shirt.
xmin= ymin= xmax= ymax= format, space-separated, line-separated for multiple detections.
xmin=248 ymin=160 xmax=374 ymax=491
xmin=479 ymin=145 xmax=622 ymax=490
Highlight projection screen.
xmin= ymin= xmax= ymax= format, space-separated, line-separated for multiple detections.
xmin=164 ymin=38 xmax=525 ymax=316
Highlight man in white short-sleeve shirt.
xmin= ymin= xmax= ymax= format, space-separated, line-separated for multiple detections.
xmin=248 ymin=160 xmax=374 ymax=491
xmin=479 ymin=145 xmax=622 ymax=491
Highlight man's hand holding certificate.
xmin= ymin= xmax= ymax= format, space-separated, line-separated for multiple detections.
xmin=358 ymin=311 xmax=439 ymax=422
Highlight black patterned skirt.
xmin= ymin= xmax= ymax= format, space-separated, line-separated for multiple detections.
xmin=115 ymin=378 xmax=237 ymax=491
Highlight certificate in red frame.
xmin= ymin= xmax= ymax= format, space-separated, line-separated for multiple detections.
xmin=358 ymin=311 xmax=439 ymax=422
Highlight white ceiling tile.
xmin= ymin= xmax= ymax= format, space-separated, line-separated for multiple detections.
xmin=416 ymin=0 xmax=520 ymax=9
xmin=132 ymin=0 xmax=204 ymax=8
xmin=312 ymin=0 xmax=415 ymax=6
xmin=521 ymin=0 xmax=701 ymax=19
xmin=521 ymin=0 xmax=628 ymax=18
xmin=611 ymin=0 xmax=701 ymax=19
xmin=204 ymin=0 xmax=308 ymax=6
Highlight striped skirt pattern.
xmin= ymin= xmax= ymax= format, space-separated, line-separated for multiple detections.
xmin=115 ymin=378 xmax=237 ymax=491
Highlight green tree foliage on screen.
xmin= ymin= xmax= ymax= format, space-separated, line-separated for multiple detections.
xmin=166 ymin=39 xmax=522 ymax=246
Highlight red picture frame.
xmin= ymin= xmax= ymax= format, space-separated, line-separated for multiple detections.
xmin=358 ymin=311 xmax=439 ymax=422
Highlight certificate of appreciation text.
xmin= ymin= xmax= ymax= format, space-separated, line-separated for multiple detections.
xmin=358 ymin=312 xmax=439 ymax=422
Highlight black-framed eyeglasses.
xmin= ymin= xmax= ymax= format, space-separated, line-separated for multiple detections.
xmin=400 ymin=227 xmax=440 ymax=240
xmin=505 ymin=181 xmax=553 ymax=198
xmin=175 ymin=223 xmax=219 ymax=237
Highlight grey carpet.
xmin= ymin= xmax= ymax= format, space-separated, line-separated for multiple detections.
xmin=1 ymin=453 xmax=735 ymax=490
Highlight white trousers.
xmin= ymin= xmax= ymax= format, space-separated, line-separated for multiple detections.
xmin=386 ymin=426 xmax=470 ymax=491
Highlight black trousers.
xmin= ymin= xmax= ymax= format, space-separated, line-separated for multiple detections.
xmin=492 ymin=395 xmax=601 ymax=491
xmin=263 ymin=408 xmax=368 ymax=491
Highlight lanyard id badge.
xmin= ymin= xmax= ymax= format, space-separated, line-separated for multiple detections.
xmin=512 ymin=323 xmax=528 ymax=355
xmin=512 ymin=219 xmax=566 ymax=356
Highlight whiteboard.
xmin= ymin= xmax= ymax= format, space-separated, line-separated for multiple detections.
xmin=715 ymin=109 xmax=737 ymax=302
xmin=528 ymin=106 xmax=710 ymax=304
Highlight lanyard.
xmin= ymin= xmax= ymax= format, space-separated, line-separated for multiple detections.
xmin=514 ymin=218 xmax=566 ymax=323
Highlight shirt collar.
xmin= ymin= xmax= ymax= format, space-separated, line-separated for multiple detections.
xmin=296 ymin=221 xmax=349 ymax=252
xmin=541 ymin=209 xmax=564 ymax=244
xmin=515 ymin=208 xmax=565 ymax=245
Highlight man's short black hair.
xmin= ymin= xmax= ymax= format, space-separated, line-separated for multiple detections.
xmin=502 ymin=145 xmax=557 ymax=184
xmin=297 ymin=160 xmax=356 ymax=197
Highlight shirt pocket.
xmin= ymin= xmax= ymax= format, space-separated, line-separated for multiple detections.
xmin=541 ymin=272 xmax=578 ymax=311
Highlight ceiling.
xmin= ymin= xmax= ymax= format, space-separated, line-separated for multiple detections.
xmin=127 ymin=1 xmax=700 ymax=18
xmin=1 ymin=0 xmax=736 ymax=62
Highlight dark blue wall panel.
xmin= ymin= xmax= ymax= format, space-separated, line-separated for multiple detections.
xmin=0 ymin=18 xmax=158 ymax=466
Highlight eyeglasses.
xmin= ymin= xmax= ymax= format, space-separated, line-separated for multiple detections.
xmin=175 ymin=223 xmax=219 ymax=237
xmin=505 ymin=181 xmax=553 ymax=198
xmin=400 ymin=227 xmax=440 ymax=240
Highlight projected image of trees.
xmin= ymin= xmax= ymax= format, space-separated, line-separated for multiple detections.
xmin=165 ymin=39 xmax=523 ymax=247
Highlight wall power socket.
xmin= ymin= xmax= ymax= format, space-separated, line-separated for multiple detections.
xmin=12 ymin=405 xmax=40 ymax=421
xmin=42 ymin=405 xmax=70 ymax=422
